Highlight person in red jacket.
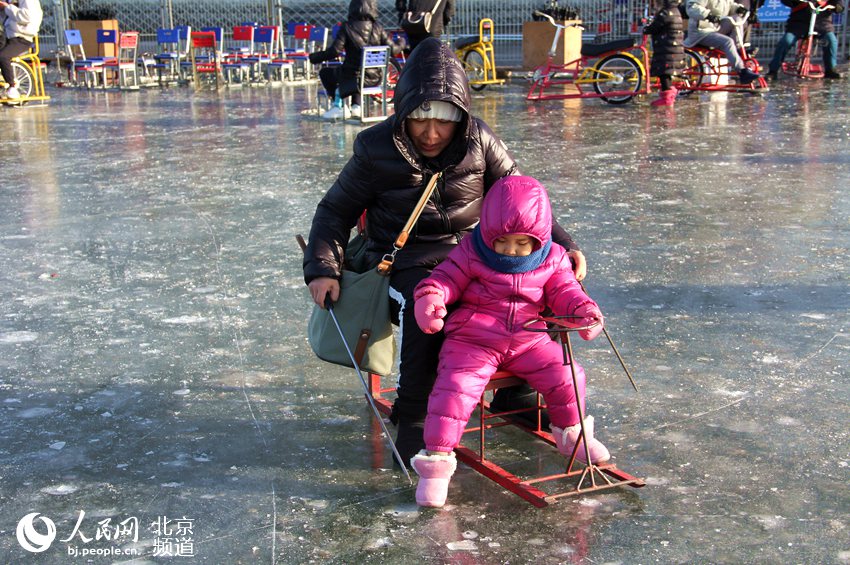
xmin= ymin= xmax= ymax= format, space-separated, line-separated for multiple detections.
xmin=409 ymin=176 xmax=608 ymax=507
xmin=766 ymin=0 xmax=844 ymax=80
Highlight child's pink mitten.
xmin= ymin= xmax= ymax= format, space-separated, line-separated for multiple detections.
xmin=573 ymin=303 xmax=604 ymax=341
xmin=415 ymin=293 xmax=447 ymax=334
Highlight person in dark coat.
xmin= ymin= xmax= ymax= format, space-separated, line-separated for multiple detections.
xmin=309 ymin=0 xmax=405 ymax=120
xmin=303 ymin=37 xmax=587 ymax=465
xmin=766 ymin=0 xmax=844 ymax=80
xmin=644 ymin=0 xmax=686 ymax=106
xmin=396 ymin=0 xmax=455 ymax=51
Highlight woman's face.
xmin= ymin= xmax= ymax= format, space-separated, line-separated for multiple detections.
xmin=406 ymin=118 xmax=458 ymax=158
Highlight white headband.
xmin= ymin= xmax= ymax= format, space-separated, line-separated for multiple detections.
xmin=407 ymin=100 xmax=463 ymax=122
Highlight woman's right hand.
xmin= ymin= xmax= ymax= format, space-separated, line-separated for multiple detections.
xmin=308 ymin=277 xmax=340 ymax=309
xmin=568 ymin=249 xmax=587 ymax=282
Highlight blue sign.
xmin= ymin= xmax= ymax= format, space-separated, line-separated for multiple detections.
xmin=758 ymin=0 xmax=791 ymax=22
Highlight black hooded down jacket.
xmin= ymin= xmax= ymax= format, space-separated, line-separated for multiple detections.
xmin=644 ymin=0 xmax=685 ymax=77
xmin=396 ymin=0 xmax=455 ymax=38
xmin=303 ymin=38 xmax=575 ymax=284
xmin=308 ymin=0 xmax=402 ymax=85
xmin=781 ymin=0 xmax=843 ymax=36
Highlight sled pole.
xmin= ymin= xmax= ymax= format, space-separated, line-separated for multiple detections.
xmin=324 ymin=295 xmax=413 ymax=484
xmin=297 ymin=233 xmax=411 ymax=483
xmin=579 ymin=281 xmax=638 ymax=392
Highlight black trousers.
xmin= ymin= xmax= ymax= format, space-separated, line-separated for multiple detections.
xmin=0 ymin=37 xmax=33 ymax=87
xmin=318 ymin=66 xmax=362 ymax=106
xmin=389 ymin=266 xmax=443 ymax=424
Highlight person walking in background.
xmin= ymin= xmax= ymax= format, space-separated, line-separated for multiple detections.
xmin=645 ymin=0 xmax=686 ymax=106
xmin=684 ymin=0 xmax=761 ymax=84
xmin=0 ymin=0 xmax=41 ymax=100
xmin=410 ymin=176 xmax=608 ymax=508
xmin=396 ymin=0 xmax=454 ymax=51
xmin=766 ymin=0 xmax=844 ymax=80
xmin=309 ymin=0 xmax=405 ymax=120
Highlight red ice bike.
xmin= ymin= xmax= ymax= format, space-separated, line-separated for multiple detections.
xmin=782 ymin=0 xmax=836 ymax=78
xmin=678 ymin=11 xmax=769 ymax=95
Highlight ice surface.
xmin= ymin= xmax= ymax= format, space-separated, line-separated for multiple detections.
xmin=0 ymin=80 xmax=847 ymax=563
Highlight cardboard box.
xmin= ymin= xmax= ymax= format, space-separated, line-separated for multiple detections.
xmin=522 ymin=20 xmax=582 ymax=70
xmin=70 ymin=19 xmax=119 ymax=58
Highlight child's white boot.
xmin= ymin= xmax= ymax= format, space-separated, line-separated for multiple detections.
xmin=550 ymin=415 xmax=610 ymax=464
xmin=410 ymin=450 xmax=457 ymax=507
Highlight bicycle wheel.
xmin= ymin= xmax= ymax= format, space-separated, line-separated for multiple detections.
xmin=12 ymin=61 xmax=34 ymax=98
xmin=464 ymin=49 xmax=488 ymax=91
xmin=387 ymin=57 xmax=402 ymax=87
xmin=678 ymin=49 xmax=704 ymax=97
xmin=592 ymin=54 xmax=642 ymax=104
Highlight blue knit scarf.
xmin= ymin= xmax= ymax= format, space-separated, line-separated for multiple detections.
xmin=471 ymin=226 xmax=552 ymax=274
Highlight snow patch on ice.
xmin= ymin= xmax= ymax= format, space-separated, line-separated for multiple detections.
xmin=49 ymin=441 xmax=66 ymax=450
xmin=173 ymin=389 xmax=190 ymax=396
xmin=386 ymin=504 xmax=420 ymax=523
xmin=776 ymin=417 xmax=798 ymax=426
xmin=321 ymin=415 xmax=359 ymax=425
xmin=17 ymin=407 xmax=55 ymax=418
xmin=800 ymin=313 xmax=826 ymax=320
xmin=162 ymin=315 xmax=209 ymax=325
xmin=41 ymin=484 xmax=79 ymax=495
xmin=364 ymin=537 xmax=392 ymax=550
xmin=0 ymin=331 xmax=39 ymax=343
xmin=754 ymin=515 xmax=786 ymax=530
xmin=191 ymin=286 xmax=218 ymax=294
xmin=761 ymin=354 xmax=781 ymax=364
xmin=643 ymin=476 xmax=670 ymax=486
xmin=714 ymin=389 xmax=747 ymax=397
xmin=446 ymin=540 xmax=477 ymax=551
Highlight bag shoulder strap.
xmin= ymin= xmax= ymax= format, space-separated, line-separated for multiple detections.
xmin=377 ymin=172 xmax=442 ymax=275
xmin=427 ymin=0 xmax=443 ymax=17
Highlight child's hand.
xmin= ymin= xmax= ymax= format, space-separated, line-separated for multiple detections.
xmin=573 ymin=303 xmax=604 ymax=341
xmin=414 ymin=293 xmax=447 ymax=334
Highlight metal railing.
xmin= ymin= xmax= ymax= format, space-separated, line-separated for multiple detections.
xmin=42 ymin=0 xmax=847 ymax=69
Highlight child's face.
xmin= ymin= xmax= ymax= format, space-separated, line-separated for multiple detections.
xmin=493 ymin=234 xmax=534 ymax=257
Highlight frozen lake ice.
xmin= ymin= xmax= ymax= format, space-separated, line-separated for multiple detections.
xmin=0 ymin=79 xmax=848 ymax=563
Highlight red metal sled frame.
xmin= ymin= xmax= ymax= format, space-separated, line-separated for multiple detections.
xmin=367 ymin=369 xmax=644 ymax=507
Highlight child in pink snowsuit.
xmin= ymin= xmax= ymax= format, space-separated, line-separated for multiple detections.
xmin=409 ymin=175 xmax=610 ymax=507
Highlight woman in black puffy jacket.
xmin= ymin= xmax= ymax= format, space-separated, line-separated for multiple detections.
xmin=303 ymin=38 xmax=587 ymax=464
xmin=309 ymin=0 xmax=404 ymax=119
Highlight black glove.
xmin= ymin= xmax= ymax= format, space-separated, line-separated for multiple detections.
xmin=642 ymin=26 xmax=651 ymax=35
xmin=308 ymin=52 xmax=322 ymax=65
xmin=735 ymin=6 xmax=748 ymax=15
xmin=705 ymin=13 xmax=721 ymax=23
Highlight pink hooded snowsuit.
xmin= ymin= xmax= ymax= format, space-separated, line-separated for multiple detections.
xmin=414 ymin=176 xmax=599 ymax=454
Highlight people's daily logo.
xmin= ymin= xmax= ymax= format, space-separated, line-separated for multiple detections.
xmin=16 ymin=512 xmax=57 ymax=553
